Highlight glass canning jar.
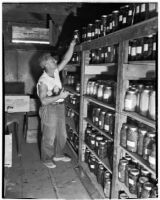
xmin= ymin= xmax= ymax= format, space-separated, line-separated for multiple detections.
xmin=89 ymin=132 xmax=96 ymax=150
xmin=139 ymin=86 xmax=151 ymax=117
xmin=97 ymin=164 xmax=104 ymax=186
xmin=136 ymin=37 xmax=143 ymax=60
xmin=94 ymin=19 xmax=101 ymax=39
xmin=98 ymin=141 xmax=107 ymax=159
xmin=148 ymin=89 xmax=155 ymax=120
xmin=124 ymin=88 xmax=137 ymax=112
xmin=128 ymin=40 xmax=132 ymax=61
xmin=76 ymin=83 xmax=80 ymax=93
xmin=126 ymin=124 xmax=138 ymax=153
xmin=99 ymin=110 xmax=106 ymax=130
xmin=85 ymin=148 xmax=90 ymax=163
xmin=82 ymin=27 xmax=87 ymax=42
xmin=148 ymin=142 xmax=156 ymax=171
xmin=100 ymin=15 xmax=107 ymax=36
xmin=120 ymin=123 xmax=129 ymax=148
xmin=86 ymin=81 xmax=92 ymax=95
xmin=89 ymin=155 xmax=96 ymax=173
xmin=140 ymin=3 xmax=148 ymax=22
xmin=104 ymin=112 xmax=114 ymax=135
xmin=141 ymin=181 xmax=153 ymax=198
xmin=90 ymin=49 xmax=97 ymax=64
xmin=112 ymin=10 xmax=119 ymax=32
xmin=93 ymin=82 xmax=99 ymax=97
xmin=134 ymin=3 xmax=141 ymax=24
xmin=94 ymin=108 xmax=101 ymax=127
xmin=108 ymin=14 xmax=113 ymax=33
xmin=118 ymin=159 xmax=128 ymax=183
xmin=124 ymin=154 xmax=132 ymax=164
xmin=136 ymin=84 xmax=144 ymax=112
xmin=143 ymin=35 xmax=153 ymax=60
xmin=85 ymin=124 xmax=92 ymax=144
xmin=150 ymin=183 xmax=158 ymax=198
xmin=97 ymin=84 xmax=104 ymax=101
xmin=137 ymin=176 xmax=149 ymax=198
xmin=148 ymin=3 xmax=158 ymax=18
xmin=103 ymin=178 xmax=111 ymax=198
xmin=122 ymin=5 xmax=128 ymax=29
xmin=143 ymin=131 xmax=156 ymax=160
xmin=125 ymin=164 xmax=135 ymax=187
xmin=128 ymin=168 xmax=140 ymax=194
xmin=152 ymin=33 xmax=157 ymax=60
xmin=119 ymin=6 xmax=125 ymax=29
xmin=130 ymin=39 xmax=137 ymax=61
xmin=87 ymin=24 xmax=93 ymax=41
xmin=137 ymin=127 xmax=148 ymax=156
xmin=95 ymin=135 xmax=104 ymax=154
xmin=127 ymin=3 xmax=134 ymax=27
xmin=103 ymin=85 xmax=113 ymax=104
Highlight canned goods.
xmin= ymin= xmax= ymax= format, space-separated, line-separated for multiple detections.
xmin=124 ymin=89 xmax=137 ymax=112
xmin=120 ymin=123 xmax=129 ymax=148
xmin=126 ymin=125 xmax=138 ymax=153
xmin=118 ymin=159 xmax=128 ymax=183
xmin=128 ymin=168 xmax=140 ymax=194
xmin=137 ymin=127 xmax=147 ymax=156
xmin=137 ymin=176 xmax=149 ymax=198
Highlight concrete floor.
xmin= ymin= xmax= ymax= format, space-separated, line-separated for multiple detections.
xmin=4 ymin=134 xmax=92 ymax=199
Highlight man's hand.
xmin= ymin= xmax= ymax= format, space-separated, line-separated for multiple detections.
xmin=59 ymin=88 xmax=70 ymax=99
xmin=70 ymin=39 xmax=76 ymax=47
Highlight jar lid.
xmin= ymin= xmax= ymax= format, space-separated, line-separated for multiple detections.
xmin=147 ymin=132 xmax=156 ymax=137
xmin=139 ymin=176 xmax=149 ymax=184
xmin=120 ymin=159 xmax=128 ymax=165
xmin=125 ymin=155 xmax=132 ymax=161
xmin=99 ymin=164 xmax=104 ymax=169
xmin=101 ymin=15 xmax=107 ymax=18
xmin=143 ymin=182 xmax=153 ymax=190
xmin=128 ymin=124 xmax=138 ymax=131
xmin=112 ymin=10 xmax=119 ymax=13
xmin=130 ymin=169 xmax=139 ymax=175
xmin=96 ymin=136 xmax=104 ymax=140
xmin=139 ymin=128 xmax=148 ymax=135
xmin=141 ymin=167 xmax=150 ymax=175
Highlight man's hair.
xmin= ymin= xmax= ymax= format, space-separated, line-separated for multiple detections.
xmin=39 ymin=53 xmax=51 ymax=69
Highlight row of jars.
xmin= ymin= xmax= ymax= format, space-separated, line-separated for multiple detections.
xmin=69 ymin=52 xmax=81 ymax=64
xmin=73 ymin=3 xmax=158 ymax=44
xmin=124 ymin=83 xmax=156 ymax=121
xmin=85 ymin=148 xmax=112 ymax=198
xmin=120 ymin=122 xmax=156 ymax=171
xmin=128 ymin=34 xmax=157 ymax=61
xmin=89 ymin=45 xmax=118 ymax=64
xmin=118 ymin=154 xmax=157 ymax=198
xmin=65 ymin=74 xmax=81 ymax=93
xmin=66 ymin=95 xmax=80 ymax=110
xmin=85 ymin=124 xmax=113 ymax=162
xmin=86 ymin=80 xmax=117 ymax=105
xmin=66 ymin=125 xmax=79 ymax=153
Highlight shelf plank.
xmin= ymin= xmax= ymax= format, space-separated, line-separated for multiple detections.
xmin=65 ymin=102 xmax=80 ymax=115
xmin=67 ymin=139 xmax=78 ymax=159
xmin=80 ymin=17 xmax=158 ymax=50
xmin=80 ymin=162 xmax=106 ymax=199
xmin=64 ymin=85 xmax=80 ymax=96
xmin=122 ymin=111 xmax=156 ymax=128
xmin=64 ymin=64 xmax=81 ymax=72
xmin=117 ymin=182 xmax=137 ymax=199
xmin=85 ymin=143 xmax=112 ymax=174
xmin=120 ymin=146 xmax=156 ymax=178
xmin=123 ymin=62 xmax=156 ymax=80
xmin=85 ymin=63 xmax=117 ymax=75
xmin=84 ymin=95 xmax=115 ymax=111
xmin=84 ymin=117 xmax=114 ymax=141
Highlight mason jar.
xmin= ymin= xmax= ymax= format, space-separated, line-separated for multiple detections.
xmin=98 ymin=141 xmax=107 ymax=159
xmin=127 ymin=3 xmax=135 ymax=27
xmin=124 ymin=88 xmax=137 ymax=112
xmin=120 ymin=123 xmax=129 ymax=148
xmin=93 ymin=82 xmax=99 ymax=97
xmin=97 ymin=84 xmax=104 ymax=101
xmin=134 ymin=3 xmax=141 ymax=24
xmin=100 ymin=15 xmax=107 ymax=36
xmin=112 ymin=10 xmax=119 ymax=32
xmin=94 ymin=108 xmax=101 ymax=127
xmin=122 ymin=5 xmax=128 ymax=29
xmin=137 ymin=176 xmax=149 ymax=198
xmin=140 ymin=3 xmax=148 ymax=22
xmin=148 ymin=142 xmax=156 ymax=171
xmin=103 ymin=85 xmax=113 ymax=104
xmin=125 ymin=164 xmax=135 ymax=187
xmin=126 ymin=124 xmax=138 ymax=153
xmin=136 ymin=84 xmax=144 ymax=112
xmin=137 ymin=127 xmax=148 ymax=156
xmin=119 ymin=6 xmax=125 ymax=29
xmin=136 ymin=37 xmax=143 ymax=60
xmin=99 ymin=110 xmax=106 ymax=130
xmin=118 ymin=159 xmax=128 ymax=183
xmin=104 ymin=112 xmax=114 ymax=135
xmin=94 ymin=19 xmax=101 ymax=39
xmin=89 ymin=155 xmax=96 ymax=173
xmin=148 ymin=89 xmax=156 ymax=120
xmin=130 ymin=39 xmax=137 ymax=61
xmin=95 ymin=135 xmax=104 ymax=154
xmin=108 ymin=14 xmax=113 ymax=33
xmin=85 ymin=148 xmax=90 ymax=163
xmin=141 ymin=181 xmax=153 ymax=198
xmin=128 ymin=168 xmax=140 ymax=194
xmin=97 ymin=164 xmax=104 ymax=186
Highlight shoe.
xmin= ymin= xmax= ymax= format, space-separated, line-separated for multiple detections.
xmin=43 ymin=161 xmax=56 ymax=168
xmin=53 ymin=156 xmax=71 ymax=162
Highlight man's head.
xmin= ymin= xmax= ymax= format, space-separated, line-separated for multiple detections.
xmin=39 ymin=53 xmax=58 ymax=73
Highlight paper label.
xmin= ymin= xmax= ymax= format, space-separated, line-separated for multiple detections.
xmin=95 ymin=117 xmax=99 ymax=122
xmin=104 ymin=125 xmax=109 ymax=131
xmin=128 ymin=10 xmax=132 ymax=16
xmin=103 ymin=93 xmax=111 ymax=99
xmin=118 ymin=172 xmax=121 ymax=178
xmin=131 ymin=47 xmax=136 ymax=56
xmin=127 ymin=140 xmax=135 ymax=147
xmin=136 ymin=6 xmax=140 ymax=13
xmin=108 ymin=47 xmax=111 ymax=52
xmin=128 ymin=46 xmax=131 ymax=54
xmin=91 ymin=140 xmax=95 ymax=144
xmin=144 ymin=44 xmax=148 ymax=51
xmin=149 ymin=3 xmax=156 ymax=11
xmin=100 ymin=25 xmax=103 ymax=31
xmin=137 ymin=46 xmax=142 ymax=54
xmin=105 ymin=52 xmax=108 ymax=57
xmin=101 ymin=53 xmax=104 ymax=58
xmin=141 ymin=4 xmax=146 ymax=12
xmin=112 ymin=21 xmax=115 ymax=27
xmin=149 ymin=156 xmax=156 ymax=165
xmin=90 ymin=165 xmax=95 ymax=169
xmin=123 ymin=17 xmax=126 ymax=24
xmin=119 ymin=15 xmax=123 ymax=21
xmin=129 ymin=178 xmax=134 ymax=185
xmin=99 ymin=121 xmax=102 ymax=126
xmin=87 ymin=32 xmax=92 ymax=37
xmin=153 ymin=42 xmax=156 ymax=51
xmin=92 ymin=32 xmax=95 ymax=37
xmin=125 ymin=99 xmax=133 ymax=109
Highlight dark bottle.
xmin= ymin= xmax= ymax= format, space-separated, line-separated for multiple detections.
xmin=100 ymin=15 xmax=107 ymax=36
xmin=134 ymin=3 xmax=141 ymax=24
xmin=130 ymin=40 xmax=137 ymax=61
xmin=119 ymin=6 xmax=125 ymax=29
xmin=120 ymin=123 xmax=129 ymax=148
xmin=127 ymin=3 xmax=135 ymax=27
xmin=112 ymin=10 xmax=119 ymax=32
xmin=136 ymin=37 xmax=143 ymax=60
xmin=143 ymin=35 xmax=153 ymax=60
xmin=94 ymin=19 xmax=101 ymax=39
xmin=82 ymin=27 xmax=87 ymax=42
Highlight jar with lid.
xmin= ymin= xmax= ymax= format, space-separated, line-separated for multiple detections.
xmin=140 ymin=3 xmax=147 ymax=22
xmin=119 ymin=6 xmax=125 ymax=29
xmin=104 ymin=112 xmax=114 ymax=135
xmin=93 ymin=82 xmax=99 ymax=97
xmin=124 ymin=88 xmax=137 ymax=112
xmin=128 ymin=41 xmax=132 ymax=61
xmin=152 ymin=33 xmax=157 ymax=60
xmin=143 ymin=131 xmax=156 ymax=160
xmin=95 ymin=135 xmax=104 ymax=154
xmin=130 ymin=39 xmax=137 ymax=61
xmin=136 ymin=37 xmax=143 ymax=60
xmin=136 ymin=84 xmax=144 ymax=112
xmin=148 ymin=89 xmax=155 ymax=120
xmin=94 ymin=108 xmax=101 ymax=126
xmin=97 ymin=164 xmax=104 ymax=186
xmin=126 ymin=124 xmax=138 ymax=152
xmin=134 ymin=3 xmax=141 ymax=24
xmin=87 ymin=24 xmax=93 ymax=41
xmin=99 ymin=110 xmax=106 ymax=130
xmin=89 ymin=132 xmax=96 ymax=150
xmin=98 ymin=141 xmax=107 ymax=159
xmin=148 ymin=3 xmax=158 ymax=19
xmin=139 ymin=86 xmax=150 ymax=116
xmin=89 ymin=155 xmax=96 ymax=173
xmin=128 ymin=168 xmax=140 ymax=194
xmin=85 ymin=124 xmax=92 ymax=144
xmin=122 ymin=5 xmax=129 ymax=28
xmin=103 ymin=178 xmax=111 ymax=198
xmin=118 ymin=159 xmax=128 ymax=183
xmin=112 ymin=10 xmax=119 ymax=32
xmin=85 ymin=148 xmax=90 ymax=163
xmin=99 ymin=48 xmax=105 ymax=63
xmin=76 ymin=83 xmax=80 ymax=93
xmin=120 ymin=123 xmax=129 ymax=148
xmin=127 ymin=4 xmax=134 ymax=27
xmin=143 ymin=35 xmax=153 ymax=60
xmin=141 ymin=181 xmax=153 ymax=198
xmin=148 ymin=142 xmax=156 ymax=170
xmin=137 ymin=176 xmax=149 ymax=198
xmin=119 ymin=191 xmax=129 ymax=199
xmin=73 ymin=30 xmax=80 ymax=44
xmin=124 ymin=154 xmax=132 ymax=164
xmin=100 ymin=15 xmax=107 ymax=36
xmin=97 ymin=84 xmax=104 ymax=101
xmin=137 ymin=127 xmax=148 ymax=156
xmin=125 ymin=164 xmax=135 ymax=187
xmin=94 ymin=19 xmax=101 ymax=39
xmin=108 ymin=14 xmax=113 ymax=33
xmin=103 ymin=85 xmax=113 ymax=104
xmin=140 ymin=167 xmax=151 ymax=178
xmin=150 ymin=183 xmax=158 ymax=198
xmin=82 ymin=27 xmax=87 ymax=42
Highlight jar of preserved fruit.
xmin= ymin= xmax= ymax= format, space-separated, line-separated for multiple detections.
xmin=85 ymin=148 xmax=90 ymax=163
xmin=89 ymin=132 xmax=96 ymax=150
xmin=118 ymin=159 xmax=128 ymax=183
xmin=128 ymin=168 xmax=140 ymax=194
xmin=112 ymin=10 xmax=119 ymax=32
xmin=94 ymin=19 xmax=101 ymax=39
xmin=141 ymin=181 xmax=153 ymax=198
xmin=148 ymin=142 xmax=156 ymax=170
xmin=104 ymin=112 xmax=114 ymax=135
xmin=126 ymin=124 xmax=138 ymax=153
xmin=127 ymin=3 xmax=134 ymax=27
xmin=140 ymin=167 xmax=151 ymax=178
xmin=136 ymin=84 xmax=144 ymax=112
xmin=94 ymin=108 xmax=101 ymax=127
xmin=98 ymin=141 xmax=107 ymax=159
xmin=148 ymin=89 xmax=155 ymax=120
xmin=125 ymin=164 xmax=135 ymax=187
xmin=124 ymin=88 xmax=137 ymax=112
xmin=97 ymin=164 xmax=104 ymax=186
xmin=100 ymin=15 xmax=107 ymax=36
xmin=143 ymin=131 xmax=156 ymax=160
xmin=137 ymin=127 xmax=148 ymax=156
xmin=103 ymin=85 xmax=113 ymax=104
xmin=148 ymin=3 xmax=158 ymax=18
xmin=120 ymin=123 xmax=129 ymax=148
xmin=89 ymin=155 xmax=96 ymax=173
xmin=152 ymin=33 xmax=157 ymax=60
xmin=137 ymin=176 xmax=149 ymax=198
xmin=82 ymin=27 xmax=87 ymax=42
xmin=134 ymin=3 xmax=141 ymax=24
xmin=136 ymin=37 xmax=143 ymax=60
xmin=99 ymin=111 xmax=106 ymax=130
xmin=73 ymin=30 xmax=80 ymax=44
xmin=97 ymin=84 xmax=104 ymax=101
xmin=139 ymin=86 xmax=150 ymax=117
xmin=104 ymin=178 xmax=111 ymax=198
xmin=87 ymin=24 xmax=93 ymax=41
xmin=95 ymin=135 xmax=104 ymax=154
xmin=130 ymin=39 xmax=137 ymax=61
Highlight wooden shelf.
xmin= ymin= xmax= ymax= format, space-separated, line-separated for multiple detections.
xmin=67 ymin=139 xmax=78 ymax=158
xmin=84 ymin=95 xmax=115 ymax=111
xmin=85 ymin=143 xmax=112 ymax=174
xmin=84 ymin=117 xmax=114 ymax=141
xmin=117 ymin=182 xmax=137 ymax=199
xmin=122 ymin=111 xmax=156 ymax=128
xmin=66 ymin=63 xmax=81 ymax=67
xmin=120 ymin=145 xmax=156 ymax=178
xmin=80 ymin=162 xmax=105 ymax=199
xmin=65 ymin=102 xmax=80 ymax=115
xmin=64 ymin=85 xmax=80 ymax=96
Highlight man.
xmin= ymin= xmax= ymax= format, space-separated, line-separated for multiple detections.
xmin=37 ymin=39 xmax=76 ymax=168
